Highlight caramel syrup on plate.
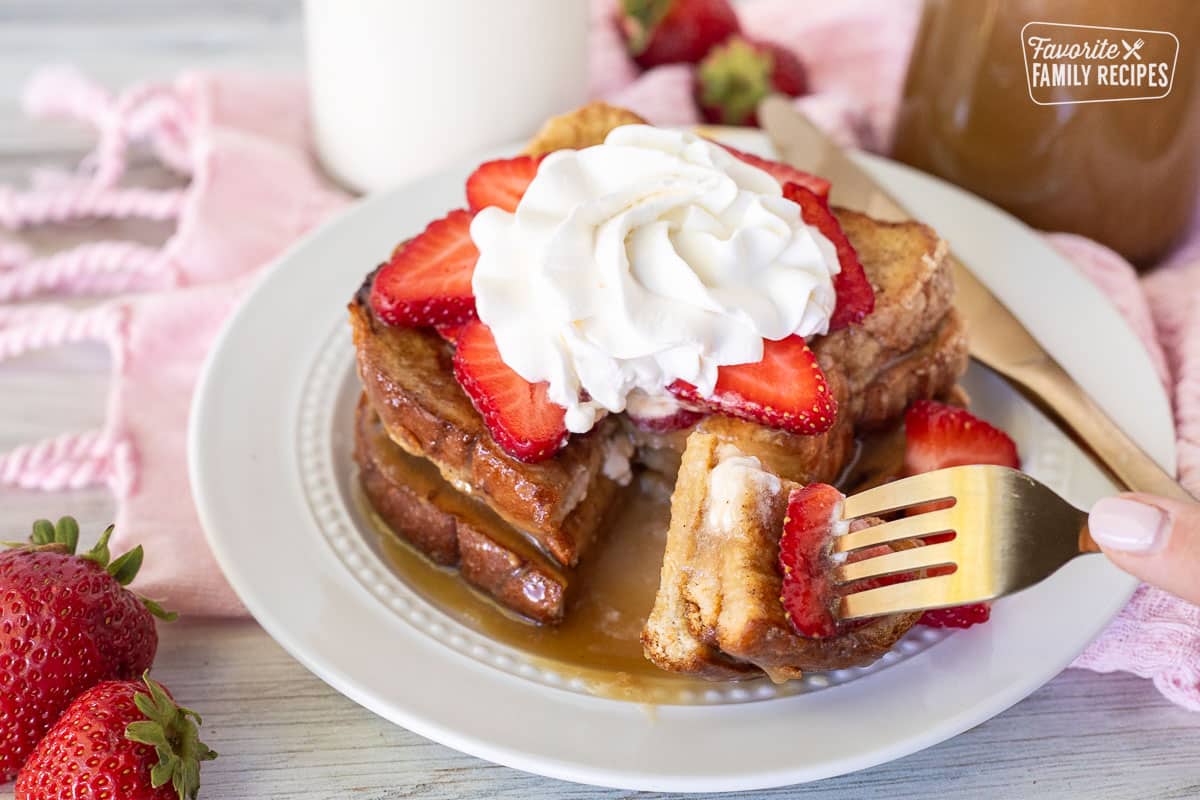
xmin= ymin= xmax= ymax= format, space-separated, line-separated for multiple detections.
xmin=361 ymin=428 xmax=906 ymax=702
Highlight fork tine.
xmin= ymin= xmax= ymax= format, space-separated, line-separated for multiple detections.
xmin=832 ymin=508 xmax=957 ymax=554
xmin=841 ymin=472 xmax=952 ymax=520
xmin=833 ymin=540 xmax=956 ymax=584
xmin=839 ymin=573 xmax=987 ymax=620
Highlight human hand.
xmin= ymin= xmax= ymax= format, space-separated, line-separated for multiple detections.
xmin=1089 ymin=494 xmax=1200 ymax=604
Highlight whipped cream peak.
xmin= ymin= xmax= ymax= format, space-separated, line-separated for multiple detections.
xmin=471 ymin=124 xmax=840 ymax=434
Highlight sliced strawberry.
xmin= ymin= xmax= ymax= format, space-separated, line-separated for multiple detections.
xmin=779 ymin=483 xmax=843 ymax=638
xmin=627 ymin=406 xmax=707 ymax=433
xmin=904 ymin=399 xmax=1019 ymax=518
xmin=904 ymin=400 xmax=1020 ymax=476
xmin=919 ymin=603 xmax=991 ymax=629
xmin=370 ymin=209 xmax=478 ymax=327
xmin=669 ymin=336 xmax=837 ymax=435
xmin=434 ymin=322 xmax=466 ymax=344
xmin=783 ymin=182 xmax=874 ymax=330
xmin=466 ymin=155 xmax=542 ymax=214
xmin=719 ymin=142 xmax=831 ymax=199
xmin=452 ymin=320 xmax=568 ymax=463
xmin=780 ymin=486 xmax=928 ymax=638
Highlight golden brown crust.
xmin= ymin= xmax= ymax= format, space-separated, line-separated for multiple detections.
xmin=711 ymin=528 xmax=923 ymax=681
xmin=695 ymin=414 xmax=855 ymax=486
xmin=845 ymin=211 xmax=952 ymax=348
xmin=641 ymin=431 xmax=760 ymax=680
xmin=350 ymin=294 xmax=623 ymax=568
xmin=853 ymin=309 xmax=969 ymax=429
xmin=523 ymin=102 xmax=647 ymax=156
xmin=354 ymin=395 xmax=569 ymax=624
xmin=812 ymin=210 xmax=957 ymax=408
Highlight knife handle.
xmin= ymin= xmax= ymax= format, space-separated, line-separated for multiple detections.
xmin=1013 ymin=358 xmax=1194 ymax=502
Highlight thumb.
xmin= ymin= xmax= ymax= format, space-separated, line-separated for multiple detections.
xmin=1088 ymin=493 xmax=1200 ymax=605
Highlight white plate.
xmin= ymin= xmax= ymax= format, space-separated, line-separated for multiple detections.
xmin=189 ymin=131 xmax=1173 ymax=792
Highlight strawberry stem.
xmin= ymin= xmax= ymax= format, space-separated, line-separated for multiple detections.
xmin=142 ymin=597 xmax=179 ymax=622
xmin=126 ymin=673 xmax=218 ymax=800
xmin=698 ymin=37 xmax=773 ymax=126
xmin=26 ymin=516 xmax=80 ymax=551
xmin=55 ymin=516 xmax=80 ymax=553
xmin=620 ymin=0 xmax=672 ymax=55
xmin=7 ymin=516 xmax=83 ymax=553
xmin=31 ymin=518 xmax=55 ymax=546
xmin=108 ymin=544 xmax=145 ymax=586
xmin=4 ymin=518 xmax=179 ymax=622
xmin=80 ymin=523 xmax=114 ymax=567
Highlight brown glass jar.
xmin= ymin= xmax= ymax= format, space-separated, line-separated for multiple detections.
xmin=892 ymin=0 xmax=1200 ymax=266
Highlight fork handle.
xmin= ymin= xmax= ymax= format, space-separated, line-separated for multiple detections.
xmin=1014 ymin=358 xmax=1194 ymax=503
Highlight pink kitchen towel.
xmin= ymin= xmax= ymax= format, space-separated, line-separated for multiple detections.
xmin=0 ymin=0 xmax=1197 ymax=708
xmin=0 ymin=68 xmax=348 ymax=615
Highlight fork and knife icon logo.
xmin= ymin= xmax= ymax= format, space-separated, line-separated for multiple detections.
xmin=1121 ymin=38 xmax=1145 ymax=60
xmin=1021 ymin=22 xmax=1176 ymax=104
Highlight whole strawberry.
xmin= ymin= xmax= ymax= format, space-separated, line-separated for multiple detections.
xmin=16 ymin=674 xmax=217 ymax=800
xmin=696 ymin=36 xmax=809 ymax=126
xmin=0 ymin=518 xmax=174 ymax=782
xmin=618 ymin=0 xmax=740 ymax=69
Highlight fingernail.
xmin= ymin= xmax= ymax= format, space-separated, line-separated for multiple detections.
xmin=1089 ymin=497 xmax=1168 ymax=553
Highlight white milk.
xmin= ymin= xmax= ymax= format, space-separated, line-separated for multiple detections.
xmin=305 ymin=0 xmax=590 ymax=193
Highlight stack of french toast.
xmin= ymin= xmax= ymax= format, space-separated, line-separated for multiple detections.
xmin=350 ymin=103 xmax=975 ymax=681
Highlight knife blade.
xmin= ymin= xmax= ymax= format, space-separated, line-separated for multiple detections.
xmin=759 ymin=95 xmax=1191 ymax=501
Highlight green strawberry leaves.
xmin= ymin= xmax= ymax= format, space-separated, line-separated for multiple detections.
xmin=6 ymin=517 xmax=179 ymax=622
xmin=108 ymin=545 xmax=145 ymax=586
xmin=4 ymin=516 xmax=80 ymax=552
xmin=126 ymin=673 xmax=219 ymax=800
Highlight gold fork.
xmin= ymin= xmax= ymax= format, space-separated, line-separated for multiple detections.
xmin=834 ymin=464 xmax=1101 ymax=620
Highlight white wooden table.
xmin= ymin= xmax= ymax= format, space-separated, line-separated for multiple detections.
xmin=1 ymin=3 xmax=1197 ymax=798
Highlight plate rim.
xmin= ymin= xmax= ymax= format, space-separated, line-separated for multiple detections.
xmin=189 ymin=134 xmax=1165 ymax=792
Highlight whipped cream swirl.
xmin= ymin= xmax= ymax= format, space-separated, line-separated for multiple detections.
xmin=471 ymin=125 xmax=840 ymax=434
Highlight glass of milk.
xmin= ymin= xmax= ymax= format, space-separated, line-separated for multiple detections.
xmin=305 ymin=0 xmax=590 ymax=193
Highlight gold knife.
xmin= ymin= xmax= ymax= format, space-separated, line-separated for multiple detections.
xmin=759 ymin=95 xmax=1191 ymax=502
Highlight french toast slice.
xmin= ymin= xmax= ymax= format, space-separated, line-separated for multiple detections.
xmin=815 ymin=208 xmax=966 ymax=427
xmin=350 ymin=281 xmax=626 ymax=569
xmin=642 ymin=432 xmax=922 ymax=681
xmin=355 ymin=394 xmax=579 ymax=624
xmin=851 ymin=308 xmax=967 ymax=429
xmin=641 ymin=430 xmax=762 ymax=680
xmin=641 ymin=418 xmax=854 ymax=680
